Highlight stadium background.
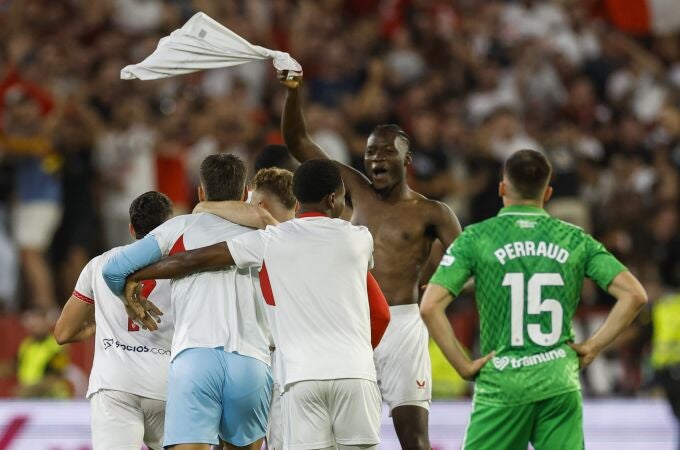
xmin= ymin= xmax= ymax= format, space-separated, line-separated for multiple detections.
xmin=0 ymin=0 xmax=679 ymax=448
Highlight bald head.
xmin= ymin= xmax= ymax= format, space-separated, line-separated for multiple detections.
xmin=503 ymin=149 xmax=552 ymax=201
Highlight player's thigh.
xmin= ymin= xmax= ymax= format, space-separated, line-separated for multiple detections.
xmin=463 ymin=401 xmax=533 ymax=450
xmin=391 ymin=404 xmax=430 ymax=448
xmin=90 ymin=389 xmax=144 ymax=450
xmin=329 ymin=379 xmax=381 ymax=447
xmin=531 ymin=391 xmax=584 ymax=450
xmin=267 ymin=384 xmax=283 ymax=450
xmin=141 ymin=397 xmax=166 ymax=450
xmin=219 ymin=352 xmax=273 ymax=447
xmin=164 ymin=348 xmax=225 ymax=447
xmin=282 ymin=380 xmax=333 ymax=449
xmin=373 ymin=305 xmax=431 ymax=413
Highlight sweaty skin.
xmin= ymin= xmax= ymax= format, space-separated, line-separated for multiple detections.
xmin=282 ymin=84 xmax=461 ymax=306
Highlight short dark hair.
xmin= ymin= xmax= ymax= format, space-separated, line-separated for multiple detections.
xmin=254 ymin=145 xmax=298 ymax=172
xmin=129 ymin=191 xmax=173 ymax=239
xmin=371 ymin=124 xmax=411 ymax=150
xmin=252 ymin=168 xmax=296 ymax=209
xmin=293 ymin=159 xmax=342 ymax=203
xmin=200 ymin=154 xmax=247 ymax=201
xmin=504 ymin=149 xmax=552 ymax=200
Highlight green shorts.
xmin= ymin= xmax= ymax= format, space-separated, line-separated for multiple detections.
xmin=462 ymin=391 xmax=584 ymax=450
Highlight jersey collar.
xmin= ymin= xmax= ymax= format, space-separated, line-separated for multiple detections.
xmin=297 ymin=212 xmax=329 ymax=219
xmin=497 ymin=205 xmax=549 ymax=217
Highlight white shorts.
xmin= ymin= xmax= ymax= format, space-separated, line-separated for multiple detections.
xmin=282 ymin=379 xmax=381 ymax=449
xmin=90 ymin=389 xmax=165 ymax=450
xmin=12 ymin=201 xmax=62 ymax=250
xmin=267 ymin=383 xmax=283 ymax=450
xmin=373 ymin=304 xmax=432 ymax=413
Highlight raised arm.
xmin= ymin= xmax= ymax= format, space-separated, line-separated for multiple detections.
xmin=54 ymin=295 xmax=96 ymax=344
xmin=194 ymin=201 xmax=278 ymax=229
xmin=280 ymin=76 xmax=374 ymax=197
xmin=280 ymin=78 xmax=328 ymax=162
xmin=569 ymin=271 xmax=647 ymax=368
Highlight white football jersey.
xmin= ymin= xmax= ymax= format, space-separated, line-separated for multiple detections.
xmin=74 ymin=248 xmax=173 ymax=400
xmin=149 ymin=213 xmax=271 ymax=365
xmin=227 ymin=213 xmax=376 ymax=389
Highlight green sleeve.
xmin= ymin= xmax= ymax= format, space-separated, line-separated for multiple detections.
xmin=429 ymin=228 xmax=476 ymax=296
xmin=585 ymin=235 xmax=627 ymax=291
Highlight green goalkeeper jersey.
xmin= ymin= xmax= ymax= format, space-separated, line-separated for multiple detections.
xmin=430 ymin=205 xmax=626 ymax=406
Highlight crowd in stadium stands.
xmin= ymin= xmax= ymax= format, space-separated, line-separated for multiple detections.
xmin=0 ymin=0 xmax=679 ymax=405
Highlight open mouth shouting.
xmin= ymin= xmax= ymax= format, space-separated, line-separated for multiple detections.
xmin=371 ymin=166 xmax=389 ymax=181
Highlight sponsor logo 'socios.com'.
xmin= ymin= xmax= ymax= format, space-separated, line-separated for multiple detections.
xmin=102 ymin=338 xmax=170 ymax=355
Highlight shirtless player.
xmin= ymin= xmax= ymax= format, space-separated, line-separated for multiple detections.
xmin=278 ymin=73 xmax=461 ymax=449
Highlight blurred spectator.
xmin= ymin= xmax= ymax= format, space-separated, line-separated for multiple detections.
xmin=0 ymin=309 xmax=71 ymax=398
xmin=1 ymin=89 xmax=61 ymax=311
xmin=650 ymin=292 xmax=680 ymax=449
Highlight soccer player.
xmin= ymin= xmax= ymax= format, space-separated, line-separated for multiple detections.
xmin=195 ymin=167 xmax=296 ymax=450
xmin=278 ymin=73 xmax=461 ymax=449
xmin=54 ymin=191 xmax=174 ymax=450
xmin=102 ymin=154 xmax=273 ymax=450
xmin=123 ymin=159 xmax=391 ymax=450
xmin=421 ymin=149 xmax=648 ymax=449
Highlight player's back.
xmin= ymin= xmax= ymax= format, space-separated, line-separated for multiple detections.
xmin=450 ymin=205 xmax=625 ymax=405
xmin=259 ymin=215 xmax=376 ymax=387
xmin=76 ymin=249 xmax=173 ymax=400
xmin=149 ymin=213 xmax=270 ymax=365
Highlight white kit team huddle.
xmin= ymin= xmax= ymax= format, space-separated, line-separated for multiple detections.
xmin=56 ymin=157 xmax=432 ymax=450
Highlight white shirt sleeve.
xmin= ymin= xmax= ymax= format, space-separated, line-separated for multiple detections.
xmin=149 ymin=216 xmax=185 ymax=255
xmin=73 ymin=258 xmax=97 ymax=304
xmin=226 ymin=229 xmax=270 ymax=269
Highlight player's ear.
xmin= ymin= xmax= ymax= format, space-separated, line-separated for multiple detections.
xmin=498 ymin=181 xmax=506 ymax=198
xmin=294 ymin=200 xmax=300 ymax=214
xmin=198 ymin=185 xmax=206 ymax=202
xmin=404 ymin=150 xmax=412 ymax=166
xmin=327 ymin=192 xmax=336 ymax=210
xmin=128 ymin=223 xmax=136 ymax=239
xmin=241 ymin=186 xmax=248 ymax=202
xmin=543 ymin=185 xmax=553 ymax=204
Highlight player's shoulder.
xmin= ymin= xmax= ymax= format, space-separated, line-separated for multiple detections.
xmin=551 ymin=217 xmax=585 ymax=232
xmin=148 ymin=213 xmax=192 ymax=236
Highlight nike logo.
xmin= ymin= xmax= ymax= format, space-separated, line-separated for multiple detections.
xmin=416 ymin=380 xmax=426 ymax=388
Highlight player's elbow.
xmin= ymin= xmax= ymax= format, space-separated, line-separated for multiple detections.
xmin=631 ymin=288 xmax=648 ymax=309
xmin=53 ymin=324 xmax=74 ymax=345
xmin=419 ymin=299 xmax=436 ymax=321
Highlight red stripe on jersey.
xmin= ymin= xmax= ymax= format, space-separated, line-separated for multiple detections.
xmin=297 ymin=212 xmax=328 ymax=219
xmin=140 ymin=279 xmax=157 ymax=298
xmin=169 ymin=235 xmax=186 ymax=255
xmin=72 ymin=290 xmax=94 ymax=304
xmin=259 ymin=262 xmax=276 ymax=306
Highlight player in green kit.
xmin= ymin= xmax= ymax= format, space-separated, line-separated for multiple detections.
xmin=420 ymin=149 xmax=648 ymax=449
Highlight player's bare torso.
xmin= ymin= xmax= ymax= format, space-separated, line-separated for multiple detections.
xmin=351 ymin=191 xmax=440 ymax=306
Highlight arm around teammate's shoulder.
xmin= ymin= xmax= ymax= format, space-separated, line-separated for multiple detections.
xmin=194 ymin=201 xmax=278 ymax=229
xmin=102 ymin=235 xmax=163 ymax=296
xmin=569 ymin=271 xmax=647 ymax=368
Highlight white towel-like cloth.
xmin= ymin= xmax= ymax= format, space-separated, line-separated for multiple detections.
xmin=121 ymin=12 xmax=302 ymax=80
